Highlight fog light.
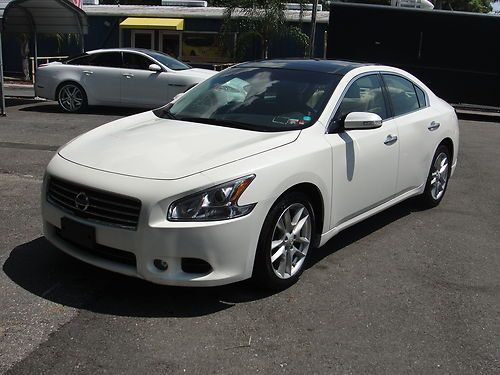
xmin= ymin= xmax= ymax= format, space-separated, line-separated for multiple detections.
xmin=181 ymin=258 xmax=212 ymax=274
xmin=153 ymin=259 xmax=168 ymax=271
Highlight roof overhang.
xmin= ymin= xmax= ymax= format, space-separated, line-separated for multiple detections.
xmin=119 ymin=17 xmax=184 ymax=30
xmin=0 ymin=0 xmax=88 ymax=34
xmin=84 ymin=5 xmax=330 ymax=24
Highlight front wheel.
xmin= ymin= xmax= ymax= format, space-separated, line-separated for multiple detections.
xmin=253 ymin=192 xmax=315 ymax=290
xmin=419 ymin=145 xmax=451 ymax=208
xmin=57 ymin=83 xmax=87 ymax=113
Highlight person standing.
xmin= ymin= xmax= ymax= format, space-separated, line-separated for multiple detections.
xmin=20 ymin=34 xmax=30 ymax=81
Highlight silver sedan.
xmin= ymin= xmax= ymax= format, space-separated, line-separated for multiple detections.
xmin=35 ymin=48 xmax=216 ymax=112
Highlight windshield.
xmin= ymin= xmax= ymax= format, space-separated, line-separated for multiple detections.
xmin=144 ymin=50 xmax=191 ymax=71
xmin=154 ymin=67 xmax=341 ymax=132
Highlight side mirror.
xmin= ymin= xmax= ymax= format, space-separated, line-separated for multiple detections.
xmin=173 ymin=92 xmax=185 ymax=101
xmin=344 ymin=112 xmax=382 ymax=130
xmin=149 ymin=63 xmax=162 ymax=72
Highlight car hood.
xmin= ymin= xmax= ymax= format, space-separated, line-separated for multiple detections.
xmin=178 ymin=68 xmax=217 ymax=80
xmin=59 ymin=111 xmax=300 ymax=180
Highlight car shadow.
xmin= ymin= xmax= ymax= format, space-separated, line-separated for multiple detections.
xmin=3 ymin=198 xmax=424 ymax=318
xmin=456 ymin=112 xmax=500 ymax=123
xmin=307 ymin=197 xmax=423 ymax=268
xmin=17 ymin=101 xmax=144 ymax=117
xmin=2 ymin=237 xmax=276 ymax=318
xmin=5 ymin=98 xmax=42 ymax=107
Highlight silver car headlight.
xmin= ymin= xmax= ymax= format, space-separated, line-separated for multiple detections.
xmin=167 ymin=175 xmax=256 ymax=221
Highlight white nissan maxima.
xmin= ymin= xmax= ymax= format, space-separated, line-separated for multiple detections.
xmin=41 ymin=60 xmax=459 ymax=290
xmin=35 ymin=48 xmax=216 ymax=112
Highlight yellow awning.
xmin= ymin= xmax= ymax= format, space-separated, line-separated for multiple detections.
xmin=119 ymin=17 xmax=184 ymax=30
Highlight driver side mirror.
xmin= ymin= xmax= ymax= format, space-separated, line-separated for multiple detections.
xmin=149 ymin=63 xmax=162 ymax=72
xmin=344 ymin=112 xmax=382 ymax=130
xmin=172 ymin=92 xmax=185 ymax=101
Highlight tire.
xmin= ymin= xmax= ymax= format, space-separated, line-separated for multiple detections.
xmin=419 ymin=144 xmax=451 ymax=208
xmin=253 ymin=192 xmax=315 ymax=290
xmin=57 ymin=82 xmax=87 ymax=113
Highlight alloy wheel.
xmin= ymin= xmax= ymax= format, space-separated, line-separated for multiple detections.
xmin=270 ymin=203 xmax=312 ymax=279
xmin=59 ymin=84 xmax=84 ymax=112
xmin=430 ymin=152 xmax=449 ymax=200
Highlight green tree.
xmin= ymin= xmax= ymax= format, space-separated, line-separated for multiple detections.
xmin=214 ymin=0 xmax=309 ymax=60
xmin=441 ymin=0 xmax=492 ymax=12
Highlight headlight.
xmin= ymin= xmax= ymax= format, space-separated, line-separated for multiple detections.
xmin=167 ymin=175 xmax=256 ymax=221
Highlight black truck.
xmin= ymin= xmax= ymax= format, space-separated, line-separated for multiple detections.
xmin=327 ymin=3 xmax=500 ymax=107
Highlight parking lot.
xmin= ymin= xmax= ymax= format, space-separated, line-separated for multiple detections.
xmin=0 ymin=98 xmax=499 ymax=374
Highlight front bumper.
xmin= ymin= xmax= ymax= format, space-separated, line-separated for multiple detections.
xmin=41 ymin=155 xmax=265 ymax=286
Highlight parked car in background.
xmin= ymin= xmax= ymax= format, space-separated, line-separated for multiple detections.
xmin=41 ymin=60 xmax=459 ymax=290
xmin=35 ymin=48 xmax=216 ymax=112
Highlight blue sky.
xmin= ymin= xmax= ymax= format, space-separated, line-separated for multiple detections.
xmin=493 ymin=1 xmax=500 ymax=13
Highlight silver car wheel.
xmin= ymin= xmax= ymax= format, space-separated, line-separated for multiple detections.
xmin=59 ymin=84 xmax=84 ymax=112
xmin=430 ymin=152 xmax=449 ymax=200
xmin=270 ymin=203 xmax=311 ymax=279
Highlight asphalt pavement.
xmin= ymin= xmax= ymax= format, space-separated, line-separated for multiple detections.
xmin=0 ymin=99 xmax=498 ymax=374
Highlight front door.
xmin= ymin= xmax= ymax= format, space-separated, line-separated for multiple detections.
xmin=121 ymin=52 xmax=170 ymax=108
xmin=325 ymin=74 xmax=399 ymax=228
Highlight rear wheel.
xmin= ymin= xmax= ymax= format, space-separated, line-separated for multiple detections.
xmin=419 ymin=145 xmax=451 ymax=208
xmin=57 ymin=83 xmax=87 ymax=113
xmin=253 ymin=192 xmax=315 ymax=290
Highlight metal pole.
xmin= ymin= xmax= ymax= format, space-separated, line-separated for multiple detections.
xmin=308 ymin=0 xmax=318 ymax=58
xmin=323 ymin=30 xmax=327 ymax=59
xmin=0 ymin=31 xmax=6 ymax=116
xmin=33 ymin=30 xmax=38 ymax=83
xmin=81 ymin=32 xmax=85 ymax=52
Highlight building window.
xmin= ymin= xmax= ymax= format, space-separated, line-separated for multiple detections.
xmin=131 ymin=30 xmax=154 ymax=50
xmin=181 ymin=32 xmax=235 ymax=64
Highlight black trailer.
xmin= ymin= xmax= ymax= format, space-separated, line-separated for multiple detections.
xmin=327 ymin=3 xmax=500 ymax=107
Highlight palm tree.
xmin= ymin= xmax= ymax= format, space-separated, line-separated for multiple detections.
xmin=216 ymin=0 xmax=309 ymax=60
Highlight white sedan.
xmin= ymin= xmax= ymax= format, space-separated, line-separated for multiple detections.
xmin=41 ymin=60 xmax=459 ymax=289
xmin=35 ymin=48 xmax=216 ymax=112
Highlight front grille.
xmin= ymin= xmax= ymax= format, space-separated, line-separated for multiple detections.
xmin=47 ymin=176 xmax=141 ymax=230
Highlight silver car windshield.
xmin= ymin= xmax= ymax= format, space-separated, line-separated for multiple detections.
xmin=143 ymin=50 xmax=191 ymax=71
xmin=154 ymin=67 xmax=341 ymax=132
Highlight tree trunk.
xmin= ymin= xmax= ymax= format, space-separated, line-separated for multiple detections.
xmin=262 ymin=39 xmax=269 ymax=59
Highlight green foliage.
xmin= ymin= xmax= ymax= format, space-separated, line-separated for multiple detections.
xmin=214 ymin=0 xmax=310 ymax=60
xmin=443 ymin=0 xmax=492 ymax=13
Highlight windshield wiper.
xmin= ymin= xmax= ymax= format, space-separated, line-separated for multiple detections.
xmin=153 ymin=105 xmax=176 ymax=120
xmin=176 ymin=117 xmax=256 ymax=131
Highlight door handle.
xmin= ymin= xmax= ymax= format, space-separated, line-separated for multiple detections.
xmin=428 ymin=121 xmax=440 ymax=131
xmin=384 ymin=134 xmax=398 ymax=145
xmin=123 ymin=73 xmax=134 ymax=78
xmin=83 ymin=70 xmax=93 ymax=75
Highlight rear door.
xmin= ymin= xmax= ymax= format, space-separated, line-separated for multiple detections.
xmin=381 ymin=73 xmax=440 ymax=193
xmin=121 ymin=52 xmax=171 ymax=108
xmin=80 ymin=52 xmax=123 ymax=105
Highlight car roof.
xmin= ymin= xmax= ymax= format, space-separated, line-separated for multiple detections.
xmin=87 ymin=48 xmax=156 ymax=55
xmin=236 ymin=59 xmax=369 ymax=75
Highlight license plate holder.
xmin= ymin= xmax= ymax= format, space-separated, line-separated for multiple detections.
xmin=60 ymin=217 xmax=96 ymax=250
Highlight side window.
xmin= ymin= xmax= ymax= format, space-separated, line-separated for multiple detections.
xmin=335 ymin=74 xmax=388 ymax=122
xmin=88 ymin=52 xmax=122 ymax=68
xmin=383 ymin=74 xmax=420 ymax=116
xmin=414 ymin=85 xmax=427 ymax=108
xmin=66 ymin=54 xmax=91 ymax=65
xmin=123 ymin=53 xmax=155 ymax=71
